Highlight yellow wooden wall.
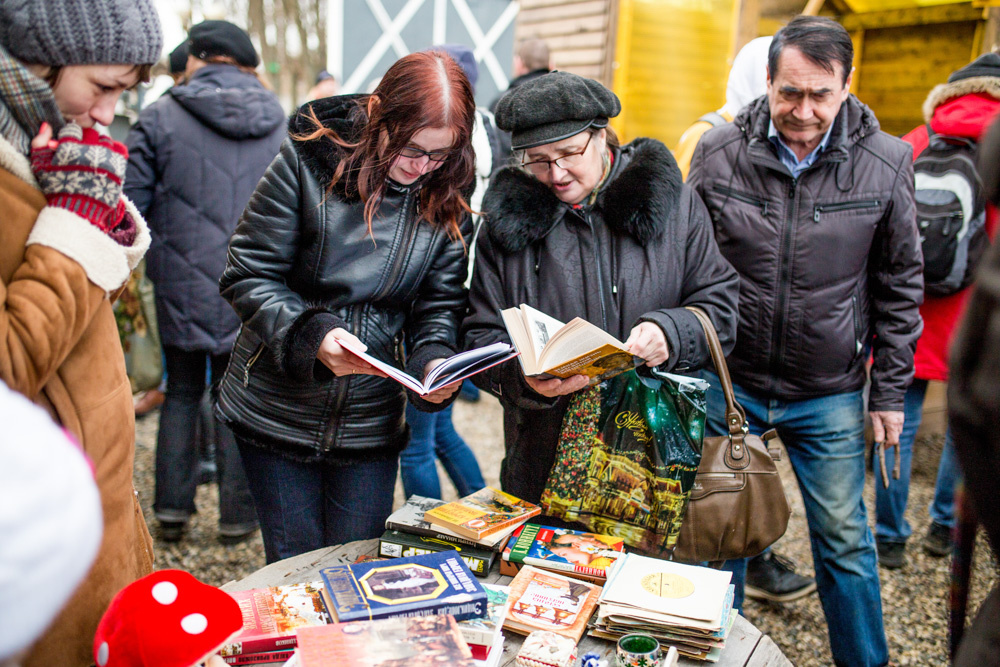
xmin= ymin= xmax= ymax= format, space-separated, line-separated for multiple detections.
xmin=610 ymin=0 xmax=738 ymax=145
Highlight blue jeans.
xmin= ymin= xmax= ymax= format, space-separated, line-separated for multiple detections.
xmin=875 ymin=380 xmax=959 ymax=543
xmin=400 ymin=403 xmax=485 ymax=499
xmin=235 ymin=439 xmax=398 ymax=563
xmin=704 ymin=372 xmax=888 ymax=667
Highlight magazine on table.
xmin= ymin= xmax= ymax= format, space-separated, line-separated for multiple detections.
xmin=336 ymin=338 xmax=517 ymax=395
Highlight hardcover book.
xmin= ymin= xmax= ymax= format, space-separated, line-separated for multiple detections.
xmin=318 ymin=550 xmax=488 ymax=623
xmin=501 ymin=303 xmax=637 ymax=383
xmin=220 ymin=582 xmax=330 ymax=657
xmin=423 ymin=486 xmax=541 ymax=540
xmin=502 ymin=523 xmax=625 ymax=580
xmin=295 ymin=614 xmax=476 ymax=667
xmin=457 ymin=583 xmax=511 ymax=647
xmin=385 ymin=495 xmax=516 ymax=551
xmin=337 ymin=338 xmax=517 ymax=395
xmin=503 ymin=565 xmax=602 ymax=642
xmin=378 ymin=529 xmax=496 ymax=576
xmin=221 ymin=648 xmax=293 ymax=665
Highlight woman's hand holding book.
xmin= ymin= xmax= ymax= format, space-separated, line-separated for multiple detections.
xmin=317 ymin=328 xmax=388 ymax=378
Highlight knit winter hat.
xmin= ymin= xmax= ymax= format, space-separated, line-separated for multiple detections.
xmin=0 ymin=0 xmax=163 ymax=67
xmin=494 ymin=70 xmax=621 ymax=150
xmin=949 ymin=53 xmax=1000 ymax=83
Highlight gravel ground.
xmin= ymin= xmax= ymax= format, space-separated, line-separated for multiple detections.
xmin=134 ymin=393 xmax=997 ymax=666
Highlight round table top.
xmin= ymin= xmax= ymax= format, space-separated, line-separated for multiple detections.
xmin=221 ymin=539 xmax=790 ymax=667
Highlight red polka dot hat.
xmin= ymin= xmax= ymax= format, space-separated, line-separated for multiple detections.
xmin=93 ymin=570 xmax=242 ymax=667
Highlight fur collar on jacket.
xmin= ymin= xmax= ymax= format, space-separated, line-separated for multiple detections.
xmin=483 ymin=137 xmax=682 ymax=253
xmin=287 ymin=94 xmax=367 ymax=200
xmin=923 ymin=76 xmax=1000 ymax=123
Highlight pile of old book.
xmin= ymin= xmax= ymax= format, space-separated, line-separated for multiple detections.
xmin=590 ymin=553 xmax=737 ymax=662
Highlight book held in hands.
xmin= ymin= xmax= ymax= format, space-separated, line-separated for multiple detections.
xmin=336 ymin=338 xmax=517 ymax=395
xmin=423 ymin=486 xmax=541 ymax=540
xmin=501 ymin=303 xmax=637 ymax=383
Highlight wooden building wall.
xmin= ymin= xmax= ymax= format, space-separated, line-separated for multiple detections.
xmin=514 ymin=0 xmax=617 ymax=84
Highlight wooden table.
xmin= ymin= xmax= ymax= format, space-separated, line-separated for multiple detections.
xmin=221 ymin=539 xmax=791 ymax=667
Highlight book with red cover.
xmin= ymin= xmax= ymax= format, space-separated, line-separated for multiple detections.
xmin=220 ymin=582 xmax=329 ymax=658
xmin=296 ymin=615 xmax=476 ymax=666
xmin=221 ymin=649 xmax=293 ymax=665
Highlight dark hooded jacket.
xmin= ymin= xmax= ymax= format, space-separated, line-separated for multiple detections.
xmin=462 ymin=138 xmax=740 ymax=504
xmin=124 ymin=64 xmax=286 ymax=353
xmin=215 ymin=95 xmax=471 ymax=462
xmin=689 ymin=94 xmax=924 ymax=411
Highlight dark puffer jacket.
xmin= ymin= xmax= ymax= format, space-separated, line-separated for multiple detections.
xmin=462 ymin=138 xmax=740 ymax=504
xmin=125 ymin=64 xmax=286 ymax=353
xmin=216 ymin=95 xmax=471 ymax=462
xmin=689 ymin=95 xmax=924 ymax=411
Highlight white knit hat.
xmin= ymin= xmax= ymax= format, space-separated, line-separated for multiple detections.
xmin=0 ymin=380 xmax=103 ymax=661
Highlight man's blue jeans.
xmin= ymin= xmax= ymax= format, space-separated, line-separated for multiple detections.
xmin=400 ymin=403 xmax=485 ymax=499
xmin=875 ymin=379 xmax=960 ymax=543
xmin=235 ymin=439 xmax=398 ymax=564
xmin=704 ymin=372 xmax=888 ymax=667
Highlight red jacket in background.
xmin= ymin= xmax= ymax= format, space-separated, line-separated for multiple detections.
xmin=902 ymin=90 xmax=1000 ymax=382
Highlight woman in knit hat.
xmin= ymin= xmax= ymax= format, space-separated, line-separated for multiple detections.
xmin=462 ymin=71 xmax=740 ymax=505
xmin=0 ymin=0 xmax=162 ymax=664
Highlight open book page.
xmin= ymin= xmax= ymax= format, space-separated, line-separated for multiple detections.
xmin=518 ymin=304 xmax=566 ymax=359
xmin=537 ymin=317 xmax=627 ymax=370
xmin=335 ymin=338 xmax=516 ymax=395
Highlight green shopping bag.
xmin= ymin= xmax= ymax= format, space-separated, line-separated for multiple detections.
xmin=539 ymin=368 xmax=706 ymax=555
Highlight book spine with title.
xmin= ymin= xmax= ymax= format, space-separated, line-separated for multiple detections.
xmin=378 ymin=529 xmax=495 ymax=576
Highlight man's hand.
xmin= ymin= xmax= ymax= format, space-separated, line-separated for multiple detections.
xmin=316 ymin=328 xmax=387 ymax=377
xmin=421 ymin=359 xmax=462 ymax=404
xmin=624 ymin=321 xmax=669 ymax=367
xmin=524 ymin=374 xmax=589 ymax=398
xmin=871 ymin=410 xmax=904 ymax=447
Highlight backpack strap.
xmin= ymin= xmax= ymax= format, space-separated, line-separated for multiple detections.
xmin=697 ymin=111 xmax=728 ymax=128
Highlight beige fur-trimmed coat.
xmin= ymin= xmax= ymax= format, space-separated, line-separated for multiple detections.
xmin=0 ymin=133 xmax=154 ymax=667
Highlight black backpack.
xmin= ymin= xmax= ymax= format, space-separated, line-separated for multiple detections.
xmin=913 ymin=128 xmax=990 ymax=296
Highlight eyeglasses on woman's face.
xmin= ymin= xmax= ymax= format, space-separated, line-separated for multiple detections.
xmin=398 ymin=145 xmax=452 ymax=163
xmin=519 ymin=132 xmax=593 ymax=176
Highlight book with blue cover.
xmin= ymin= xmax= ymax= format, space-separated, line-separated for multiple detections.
xmin=318 ymin=550 xmax=488 ymax=623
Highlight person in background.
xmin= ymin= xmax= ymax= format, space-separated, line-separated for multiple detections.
xmin=689 ymin=16 xmax=923 ymax=666
xmin=874 ymin=52 xmax=1000 ymax=569
xmin=462 ymin=71 xmax=739 ymax=507
xmin=125 ymin=20 xmax=285 ymax=544
xmin=307 ymin=69 xmax=340 ymax=101
xmin=674 ymin=36 xmax=772 ymax=180
xmin=0 ymin=381 xmax=103 ymax=667
xmin=168 ymin=41 xmax=189 ymax=85
xmin=490 ymin=37 xmax=552 ymax=158
xmin=399 ymin=44 xmax=500 ymax=500
xmin=215 ymin=51 xmax=476 ymax=563
xmin=0 ymin=0 xmax=162 ymax=663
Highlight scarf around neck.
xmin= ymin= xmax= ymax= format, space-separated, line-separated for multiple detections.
xmin=0 ymin=43 xmax=65 ymax=156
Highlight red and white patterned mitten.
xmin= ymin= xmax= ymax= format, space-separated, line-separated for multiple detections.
xmin=30 ymin=123 xmax=129 ymax=234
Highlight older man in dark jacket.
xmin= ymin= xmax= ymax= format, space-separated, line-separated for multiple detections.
xmin=689 ymin=16 xmax=923 ymax=667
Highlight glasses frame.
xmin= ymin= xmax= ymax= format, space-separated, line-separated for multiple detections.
xmin=398 ymin=145 xmax=453 ymax=163
xmin=519 ymin=132 xmax=594 ymax=174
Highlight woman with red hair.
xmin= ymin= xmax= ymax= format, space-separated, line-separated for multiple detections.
xmin=215 ymin=51 xmax=476 ymax=562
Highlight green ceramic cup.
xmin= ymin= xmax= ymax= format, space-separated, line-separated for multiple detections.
xmin=616 ymin=633 xmax=660 ymax=667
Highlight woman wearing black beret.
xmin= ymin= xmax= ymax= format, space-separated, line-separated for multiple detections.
xmin=462 ymin=71 xmax=740 ymax=505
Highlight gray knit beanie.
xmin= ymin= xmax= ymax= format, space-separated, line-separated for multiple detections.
xmin=0 ymin=0 xmax=163 ymax=67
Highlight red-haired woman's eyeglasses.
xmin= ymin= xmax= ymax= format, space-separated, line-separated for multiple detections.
xmin=399 ymin=146 xmax=452 ymax=163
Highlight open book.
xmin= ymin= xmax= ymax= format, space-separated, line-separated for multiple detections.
xmin=336 ymin=339 xmax=517 ymax=396
xmin=501 ymin=304 xmax=637 ymax=383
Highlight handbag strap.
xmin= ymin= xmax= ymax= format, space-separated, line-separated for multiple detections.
xmin=685 ymin=307 xmax=751 ymax=466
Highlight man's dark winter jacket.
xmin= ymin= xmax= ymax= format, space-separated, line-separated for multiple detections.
xmin=125 ymin=64 xmax=285 ymax=354
xmin=462 ymin=138 xmax=740 ymax=504
xmin=689 ymin=95 xmax=924 ymax=411
xmin=216 ymin=95 xmax=471 ymax=461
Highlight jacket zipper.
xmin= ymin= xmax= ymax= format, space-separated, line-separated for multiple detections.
xmin=813 ymin=199 xmax=880 ymax=222
xmin=243 ymin=343 xmax=264 ymax=388
xmin=712 ymin=184 xmax=770 ymax=215
xmin=769 ymin=178 xmax=798 ymax=390
xmin=322 ymin=304 xmax=364 ymax=451
xmin=583 ymin=210 xmax=610 ymax=331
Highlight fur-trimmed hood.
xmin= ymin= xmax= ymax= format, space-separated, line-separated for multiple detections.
xmin=483 ymin=137 xmax=682 ymax=253
xmin=287 ymin=94 xmax=367 ymax=199
xmin=923 ymin=76 xmax=1000 ymax=123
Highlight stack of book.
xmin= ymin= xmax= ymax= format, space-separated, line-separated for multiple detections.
xmin=219 ymin=582 xmax=330 ymax=665
xmin=378 ymin=488 xmax=541 ymax=576
xmin=591 ymin=553 xmax=737 ymax=662
xmin=457 ymin=583 xmax=511 ymax=667
xmin=499 ymin=523 xmax=625 ymax=584
xmin=502 ymin=565 xmax=603 ymax=644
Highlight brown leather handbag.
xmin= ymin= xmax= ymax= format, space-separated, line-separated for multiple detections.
xmin=672 ymin=307 xmax=791 ymax=563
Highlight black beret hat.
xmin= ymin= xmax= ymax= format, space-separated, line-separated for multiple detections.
xmin=168 ymin=41 xmax=188 ymax=75
xmin=188 ymin=20 xmax=259 ymax=68
xmin=949 ymin=53 xmax=1000 ymax=83
xmin=494 ymin=71 xmax=621 ymax=150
